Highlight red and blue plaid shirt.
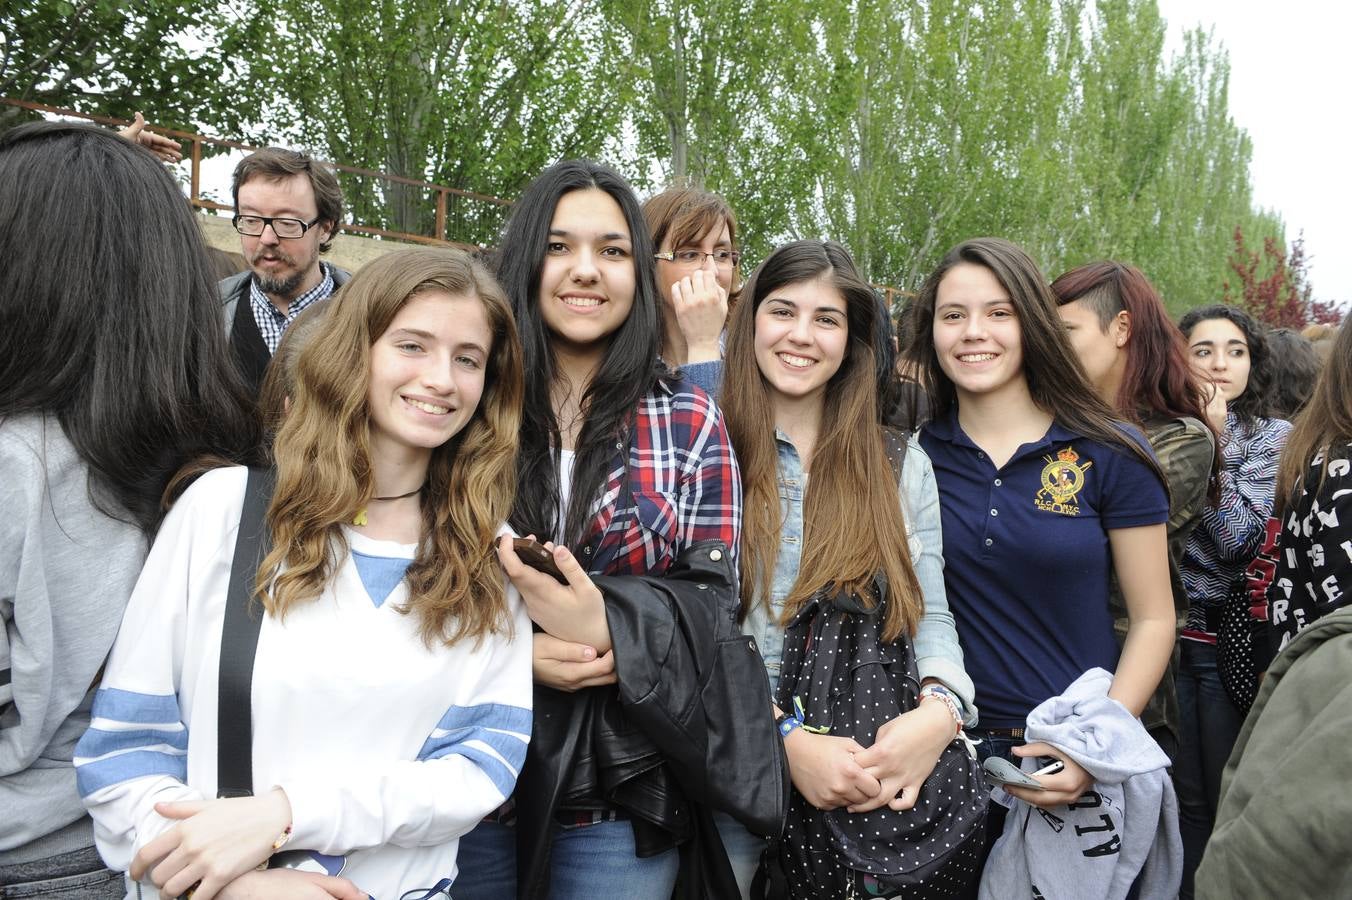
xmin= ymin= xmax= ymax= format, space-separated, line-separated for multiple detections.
xmin=575 ymin=376 xmax=741 ymax=579
xmin=498 ymin=376 xmax=742 ymax=828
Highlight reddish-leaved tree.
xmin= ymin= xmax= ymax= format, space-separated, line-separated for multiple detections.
xmin=1222 ymin=227 xmax=1342 ymax=327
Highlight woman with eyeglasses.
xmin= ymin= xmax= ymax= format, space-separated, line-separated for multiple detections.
xmin=643 ymin=186 xmax=742 ymax=393
xmin=76 ymin=248 xmax=533 ymax=900
xmin=452 ymin=161 xmax=748 ymax=899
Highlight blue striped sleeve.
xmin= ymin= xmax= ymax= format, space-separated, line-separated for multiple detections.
xmin=416 ymin=703 xmax=530 ymax=798
xmin=89 ymin=687 xmax=181 ymax=724
xmin=74 ymin=688 xmax=188 ymax=797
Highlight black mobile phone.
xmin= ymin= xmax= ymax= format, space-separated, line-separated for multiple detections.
xmin=511 ymin=537 xmax=568 ymax=584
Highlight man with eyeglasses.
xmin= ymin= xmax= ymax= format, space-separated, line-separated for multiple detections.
xmin=220 ymin=147 xmax=350 ymax=394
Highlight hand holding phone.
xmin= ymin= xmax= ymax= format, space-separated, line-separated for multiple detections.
xmin=511 ymin=538 xmax=568 ymax=584
xmin=982 ymin=755 xmax=1065 ymax=790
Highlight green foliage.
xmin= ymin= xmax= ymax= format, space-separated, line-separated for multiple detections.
xmin=0 ymin=0 xmax=258 ymax=136
xmin=4 ymin=0 xmax=1294 ymax=306
xmin=230 ymin=0 xmax=625 ymax=245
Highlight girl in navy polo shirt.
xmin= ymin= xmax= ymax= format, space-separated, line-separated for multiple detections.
xmin=910 ymin=239 xmax=1175 ymax=864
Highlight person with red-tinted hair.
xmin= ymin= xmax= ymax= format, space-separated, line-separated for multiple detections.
xmin=1052 ymin=261 xmax=1220 ymax=762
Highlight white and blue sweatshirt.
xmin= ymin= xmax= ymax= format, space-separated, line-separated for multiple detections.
xmin=73 ymin=467 xmax=533 ymax=898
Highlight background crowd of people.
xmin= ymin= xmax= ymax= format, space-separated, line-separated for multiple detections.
xmin=2 ymin=118 xmax=1347 ymax=900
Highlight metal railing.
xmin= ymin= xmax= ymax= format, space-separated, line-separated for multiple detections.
xmin=2 ymin=97 xmax=910 ymax=302
xmin=0 ymin=98 xmax=510 ymax=251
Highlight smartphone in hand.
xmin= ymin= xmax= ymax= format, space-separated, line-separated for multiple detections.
xmin=982 ymin=756 xmax=1064 ymax=790
xmin=511 ymin=537 xmax=568 ymax=584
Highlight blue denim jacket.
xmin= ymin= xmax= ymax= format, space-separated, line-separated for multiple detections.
xmin=743 ymin=431 xmax=977 ymax=724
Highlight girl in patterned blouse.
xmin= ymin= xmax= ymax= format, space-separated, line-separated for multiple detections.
xmin=1176 ymin=304 xmax=1292 ymax=898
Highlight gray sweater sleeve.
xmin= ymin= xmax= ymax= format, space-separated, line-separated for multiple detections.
xmin=0 ymin=417 xmax=145 ymax=858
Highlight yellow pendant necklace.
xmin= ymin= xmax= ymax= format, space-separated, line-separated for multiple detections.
xmin=353 ymin=485 xmax=424 ymax=526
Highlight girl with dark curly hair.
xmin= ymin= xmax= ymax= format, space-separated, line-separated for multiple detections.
xmin=1174 ymin=303 xmax=1291 ymax=898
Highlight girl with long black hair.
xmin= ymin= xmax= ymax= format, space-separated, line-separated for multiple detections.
xmin=0 ymin=122 xmax=258 ymax=896
xmin=453 ymin=160 xmax=744 ymax=898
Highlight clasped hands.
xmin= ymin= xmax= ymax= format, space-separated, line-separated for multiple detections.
xmin=785 ymin=700 xmax=957 ymax=814
xmin=129 ymin=788 xmax=364 ymax=899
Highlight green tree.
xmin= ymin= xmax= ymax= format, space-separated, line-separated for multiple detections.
xmin=6 ymin=0 xmax=1299 ymax=308
xmin=233 ymin=0 xmax=622 ymax=244
xmin=0 ymin=0 xmax=263 ymax=135
xmin=603 ymin=0 xmax=805 ymax=222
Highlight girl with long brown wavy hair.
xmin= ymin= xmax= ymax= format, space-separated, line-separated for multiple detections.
xmin=77 ymin=248 xmax=533 ymax=900
xmin=715 ymin=240 xmax=977 ymax=897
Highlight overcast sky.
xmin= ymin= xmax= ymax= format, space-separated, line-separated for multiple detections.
xmin=1157 ymin=0 xmax=1351 ymax=304
xmin=184 ymin=2 xmax=1349 ymax=304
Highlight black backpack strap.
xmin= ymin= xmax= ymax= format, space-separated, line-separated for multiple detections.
xmin=882 ymin=426 xmax=908 ymax=481
xmin=216 ymin=466 xmax=276 ymax=798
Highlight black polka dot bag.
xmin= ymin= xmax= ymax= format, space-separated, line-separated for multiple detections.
xmin=766 ymin=582 xmax=988 ymax=899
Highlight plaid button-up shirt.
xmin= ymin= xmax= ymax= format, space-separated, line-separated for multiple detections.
xmin=250 ymin=262 xmax=337 ymax=354
xmin=495 ymin=376 xmax=742 ymax=829
xmin=576 ymin=376 xmax=741 ymax=579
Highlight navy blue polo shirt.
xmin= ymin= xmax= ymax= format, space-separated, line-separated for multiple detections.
xmin=919 ymin=412 xmax=1168 ymax=728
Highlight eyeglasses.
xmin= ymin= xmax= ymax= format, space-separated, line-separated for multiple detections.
xmin=232 ymin=214 xmax=323 ymax=239
xmin=653 ymin=248 xmax=741 ymax=269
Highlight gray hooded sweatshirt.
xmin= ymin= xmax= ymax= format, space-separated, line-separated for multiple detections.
xmin=0 ymin=416 xmax=146 ymax=863
xmin=979 ymin=667 xmax=1183 ymax=900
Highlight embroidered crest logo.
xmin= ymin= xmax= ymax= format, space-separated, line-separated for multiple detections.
xmin=1035 ymin=446 xmax=1093 ymax=516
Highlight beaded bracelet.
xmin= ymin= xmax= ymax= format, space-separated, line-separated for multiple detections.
xmin=919 ymin=684 xmax=964 ymax=736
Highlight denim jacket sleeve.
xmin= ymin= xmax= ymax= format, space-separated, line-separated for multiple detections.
xmin=902 ymin=439 xmax=978 ymax=726
xmin=679 ymin=359 xmax=723 ymax=396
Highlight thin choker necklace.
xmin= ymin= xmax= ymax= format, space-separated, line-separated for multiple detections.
xmin=353 ymin=484 xmax=424 ymax=526
xmin=372 ymin=486 xmax=423 ymax=502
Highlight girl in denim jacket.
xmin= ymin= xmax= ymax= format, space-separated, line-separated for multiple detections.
xmin=715 ymin=240 xmax=977 ymax=897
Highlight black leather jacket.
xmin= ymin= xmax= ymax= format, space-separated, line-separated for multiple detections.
xmin=514 ymin=540 xmax=787 ymax=898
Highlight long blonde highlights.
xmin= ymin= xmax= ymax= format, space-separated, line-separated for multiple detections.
xmin=257 ymin=248 xmax=524 ymax=647
xmin=719 ymin=240 xmax=923 ymax=641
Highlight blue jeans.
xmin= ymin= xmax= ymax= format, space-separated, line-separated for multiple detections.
xmin=711 ymin=811 xmax=766 ymax=900
xmin=939 ymin=730 xmax=1019 ymax=900
xmin=452 ymin=818 xmax=678 ymax=899
xmin=1175 ymin=640 xmax=1245 ymax=900
xmin=0 ymin=846 xmax=124 ymax=899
